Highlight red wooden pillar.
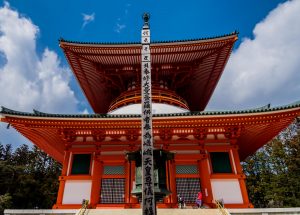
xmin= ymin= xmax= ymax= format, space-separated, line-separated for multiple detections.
xmin=231 ymin=145 xmax=251 ymax=207
xmin=164 ymin=160 xmax=170 ymax=204
xmin=199 ymin=152 xmax=213 ymax=206
xmin=168 ymin=160 xmax=177 ymax=206
xmin=98 ymin=161 xmax=104 ymax=204
xmin=90 ymin=153 xmax=101 ymax=208
xmin=125 ymin=160 xmax=131 ymax=206
xmin=130 ymin=160 xmax=138 ymax=204
xmin=55 ymin=150 xmax=71 ymax=207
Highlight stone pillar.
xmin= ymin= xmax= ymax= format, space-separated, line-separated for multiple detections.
xmin=141 ymin=12 xmax=156 ymax=215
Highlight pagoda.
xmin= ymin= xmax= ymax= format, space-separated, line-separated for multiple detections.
xmin=1 ymin=25 xmax=300 ymax=210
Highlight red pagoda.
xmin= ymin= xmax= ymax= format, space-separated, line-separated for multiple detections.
xmin=1 ymin=31 xmax=300 ymax=209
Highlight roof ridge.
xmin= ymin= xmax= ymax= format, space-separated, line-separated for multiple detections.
xmin=1 ymin=100 xmax=300 ymax=118
xmin=59 ymin=31 xmax=238 ymax=45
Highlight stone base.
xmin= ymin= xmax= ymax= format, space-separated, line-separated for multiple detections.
xmin=5 ymin=208 xmax=300 ymax=215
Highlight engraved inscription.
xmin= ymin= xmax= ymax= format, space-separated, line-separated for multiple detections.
xmin=141 ymin=13 xmax=156 ymax=215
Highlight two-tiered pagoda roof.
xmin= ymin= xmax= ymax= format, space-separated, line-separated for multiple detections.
xmin=1 ymin=33 xmax=299 ymax=164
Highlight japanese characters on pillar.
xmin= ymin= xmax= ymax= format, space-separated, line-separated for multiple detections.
xmin=141 ymin=13 xmax=156 ymax=215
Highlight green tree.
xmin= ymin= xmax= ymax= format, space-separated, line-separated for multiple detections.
xmin=0 ymin=193 xmax=12 ymax=215
xmin=0 ymin=143 xmax=61 ymax=210
xmin=243 ymin=120 xmax=300 ymax=207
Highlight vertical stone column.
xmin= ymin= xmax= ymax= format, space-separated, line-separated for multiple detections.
xmin=141 ymin=13 xmax=156 ymax=215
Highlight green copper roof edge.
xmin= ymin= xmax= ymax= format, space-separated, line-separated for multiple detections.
xmin=58 ymin=31 xmax=238 ymax=46
xmin=1 ymin=100 xmax=300 ymax=119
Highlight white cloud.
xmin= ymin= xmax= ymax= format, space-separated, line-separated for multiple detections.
xmin=82 ymin=13 xmax=95 ymax=29
xmin=0 ymin=2 xmax=78 ymax=147
xmin=114 ymin=4 xmax=130 ymax=33
xmin=81 ymin=108 xmax=89 ymax=114
xmin=125 ymin=4 xmax=131 ymax=15
xmin=208 ymin=0 xmax=300 ymax=110
xmin=114 ymin=23 xmax=126 ymax=33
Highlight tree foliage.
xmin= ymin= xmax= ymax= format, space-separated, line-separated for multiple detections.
xmin=243 ymin=120 xmax=300 ymax=207
xmin=0 ymin=144 xmax=61 ymax=214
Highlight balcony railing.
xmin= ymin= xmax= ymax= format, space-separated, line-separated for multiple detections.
xmin=108 ymin=87 xmax=189 ymax=112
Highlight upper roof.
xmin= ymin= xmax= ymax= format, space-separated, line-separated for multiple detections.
xmin=1 ymin=101 xmax=299 ymax=163
xmin=59 ymin=33 xmax=238 ymax=113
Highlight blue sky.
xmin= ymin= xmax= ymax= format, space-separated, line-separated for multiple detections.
xmin=6 ymin=1 xmax=287 ymax=52
xmin=0 ymin=0 xmax=300 ymax=146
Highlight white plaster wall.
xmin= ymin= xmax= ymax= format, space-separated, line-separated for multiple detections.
xmin=109 ymin=103 xmax=189 ymax=114
xmin=211 ymin=179 xmax=243 ymax=204
xmin=62 ymin=180 xmax=92 ymax=204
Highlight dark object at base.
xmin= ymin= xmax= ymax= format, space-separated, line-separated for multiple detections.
xmin=127 ymin=149 xmax=174 ymax=202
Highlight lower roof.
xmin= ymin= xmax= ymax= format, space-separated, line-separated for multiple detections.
xmin=1 ymin=101 xmax=300 ymax=163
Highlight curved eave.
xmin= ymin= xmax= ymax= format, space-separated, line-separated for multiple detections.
xmin=59 ymin=32 xmax=238 ymax=47
xmin=60 ymin=33 xmax=238 ymax=113
xmin=1 ymin=102 xmax=299 ymax=161
xmin=1 ymin=101 xmax=300 ymax=118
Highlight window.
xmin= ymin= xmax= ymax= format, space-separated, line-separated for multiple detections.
xmin=100 ymin=178 xmax=125 ymax=203
xmin=176 ymin=178 xmax=201 ymax=203
xmin=103 ymin=166 xmax=124 ymax=175
xmin=176 ymin=165 xmax=199 ymax=174
xmin=71 ymin=154 xmax=91 ymax=175
xmin=210 ymin=152 xmax=232 ymax=173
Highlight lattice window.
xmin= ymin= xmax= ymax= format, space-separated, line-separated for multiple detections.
xmin=103 ymin=166 xmax=125 ymax=175
xmin=176 ymin=178 xmax=201 ymax=204
xmin=176 ymin=165 xmax=199 ymax=174
xmin=100 ymin=178 xmax=125 ymax=203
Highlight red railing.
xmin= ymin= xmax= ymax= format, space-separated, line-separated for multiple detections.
xmin=108 ymin=87 xmax=189 ymax=112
